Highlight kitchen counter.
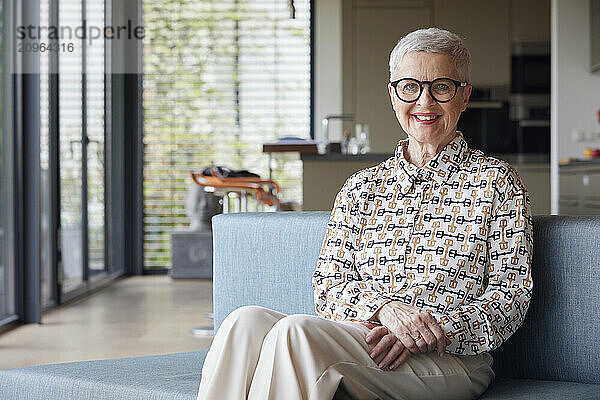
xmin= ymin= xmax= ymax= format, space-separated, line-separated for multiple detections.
xmin=302 ymin=152 xmax=550 ymax=213
xmin=301 ymin=152 xmax=549 ymax=165
xmin=559 ymin=158 xmax=600 ymax=168
xmin=301 ymin=153 xmax=391 ymax=162
xmin=559 ymin=161 xmax=600 ymax=215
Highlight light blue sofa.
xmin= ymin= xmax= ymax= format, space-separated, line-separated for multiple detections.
xmin=0 ymin=212 xmax=599 ymax=399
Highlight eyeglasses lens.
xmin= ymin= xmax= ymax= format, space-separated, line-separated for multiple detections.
xmin=396 ymin=79 xmax=457 ymax=102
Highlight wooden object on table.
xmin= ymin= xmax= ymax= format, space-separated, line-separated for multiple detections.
xmin=262 ymin=140 xmax=319 ymax=153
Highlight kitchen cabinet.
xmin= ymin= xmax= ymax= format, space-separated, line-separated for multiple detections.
xmin=516 ymin=162 xmax=551 ymax=215
xmin=510 ymin=0 xmax=551 ymax=43
xmin=302 ymin=153 xmax=390 ymax=211
xmin=343 ymin=0 xmax=432 ymax=153
xmin=433 ymin=0 xmax=510 ymax=87
xmin=592 ymin=0 xmax=600 ymax=72
xmin=559 ymin=163 xmax=600 ymax=215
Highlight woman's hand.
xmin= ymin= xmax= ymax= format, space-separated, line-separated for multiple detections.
xmin=364 ymin=324 xmax=412 ymax=370
xmin=375 ymin=301 xmax=450 ymax=357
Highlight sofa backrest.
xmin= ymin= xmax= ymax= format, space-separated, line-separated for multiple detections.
xmin=490 ymin=215 xmax=600 ymax=384
xmin=212 ymin=212 xmax=327 ymax=328
xmin=212 ymin=212 xmax=600 ymax=385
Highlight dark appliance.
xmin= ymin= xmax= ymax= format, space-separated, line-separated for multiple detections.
xmin=509 ymin=94 xmax=550 ymax=154
xmin=458 ymin=101 xmax=514 ymax=154
xmin=509 ymin=42 xmax=551 ymax=154
xmin=511 ymin=56 xmax=551 ymax=94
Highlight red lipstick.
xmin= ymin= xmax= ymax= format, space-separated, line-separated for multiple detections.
xmin=411 ymin=113 xmax=441 ymax=125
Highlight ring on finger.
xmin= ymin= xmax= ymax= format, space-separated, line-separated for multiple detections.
xmin=410 ymin=332 xmax=423 ymax=342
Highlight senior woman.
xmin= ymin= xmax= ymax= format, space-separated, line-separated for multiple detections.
xmin=197 ymin=27 xmax=532 ymax=400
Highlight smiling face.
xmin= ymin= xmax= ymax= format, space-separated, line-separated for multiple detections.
xmin=388 ymin=52 xmax=471 ymax=146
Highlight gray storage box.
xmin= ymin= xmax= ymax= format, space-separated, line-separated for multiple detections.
xmin=170 ymin=230 xmax=212 ymax=279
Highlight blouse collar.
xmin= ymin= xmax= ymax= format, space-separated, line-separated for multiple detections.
xmin=393 ymin=131 xmax=468 ymax=194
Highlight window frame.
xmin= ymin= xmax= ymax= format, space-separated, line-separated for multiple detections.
xmin=0 ymin=0 xmax=19 ymax=332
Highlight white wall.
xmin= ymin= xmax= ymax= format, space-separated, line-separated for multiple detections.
xmin=552 ymin=0 xmax=600 ymax=213
xmin=314 ymin=0 xmax=343 ymax=141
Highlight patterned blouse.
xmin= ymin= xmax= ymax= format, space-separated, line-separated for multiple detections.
xmin=312 ymin=132 xmax=533 ymax=356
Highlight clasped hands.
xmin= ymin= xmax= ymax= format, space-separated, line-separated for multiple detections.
xmin=364 ymin=301 xmax=451 ymax=371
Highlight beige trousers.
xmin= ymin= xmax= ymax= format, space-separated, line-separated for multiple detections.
xmin=197 ymin=306 xmax=494 ymax=400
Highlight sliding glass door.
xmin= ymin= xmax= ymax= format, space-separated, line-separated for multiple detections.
xmin=58 ymin=0 xmax=85 ymax=292
xmin=58 ymin=0 xmax=107 ymax=294
xmin=40 ymin=0 xmax=107 ymax=302
xmin=85 ymin=0 xmax=106 ymax=277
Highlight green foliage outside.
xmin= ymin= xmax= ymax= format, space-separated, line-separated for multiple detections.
xmin=143 ymin=0 xmax=311 ymax=269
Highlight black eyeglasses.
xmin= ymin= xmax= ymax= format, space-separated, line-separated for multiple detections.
xmin=390 ymin=78 xmax=468 ymax=103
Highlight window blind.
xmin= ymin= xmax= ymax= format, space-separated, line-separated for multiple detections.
xmin=142 ymin=0 xmax=311 ymax=269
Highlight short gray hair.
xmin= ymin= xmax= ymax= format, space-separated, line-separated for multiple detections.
xmin=389 ymin=27 xmax=471 ymax=82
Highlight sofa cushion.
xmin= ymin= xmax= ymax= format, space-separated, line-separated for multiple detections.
xmin=0 ymin=350 xmax=206 ymax=400
xmin=479 ymin=378 xmax=600 ymax=399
